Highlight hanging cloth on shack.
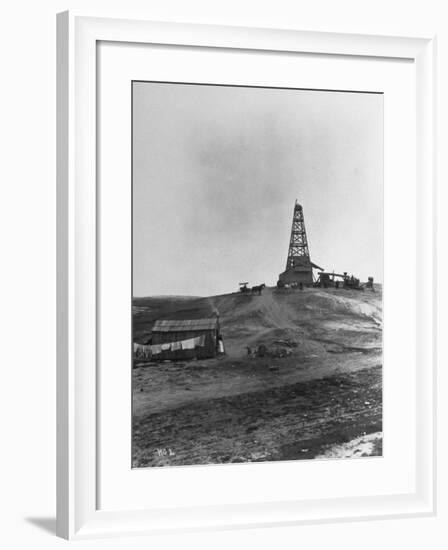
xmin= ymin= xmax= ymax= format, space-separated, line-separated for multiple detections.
xmin=133 ymin=343 xmax=152 ymax=359
xmin=150 ymin=344 xmax=163 ymax=355
xmin=148 ymin=334 xmax=206 ymax=354
xmin=180 ymin=334 xmax=205 ymax=350
xmin=179 ymin=336 xmax=196 ymax=350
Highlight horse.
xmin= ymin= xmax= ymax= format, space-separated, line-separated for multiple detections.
xmin=251 ymin=283 xmax=265 ymax=295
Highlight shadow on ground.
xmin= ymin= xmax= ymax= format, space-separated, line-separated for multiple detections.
xmin=25 ymin=517 xmax=56 ymax=535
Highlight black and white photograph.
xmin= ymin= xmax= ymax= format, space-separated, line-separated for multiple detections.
xmin=132 ymin=81 xmax=383 ymax=468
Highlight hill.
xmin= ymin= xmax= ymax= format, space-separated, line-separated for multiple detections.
xmin=132 ymin=286 xmax=382 ymax=467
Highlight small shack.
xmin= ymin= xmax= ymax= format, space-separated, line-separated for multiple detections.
xmin=151 ymin=317 xmax=221 ymax=361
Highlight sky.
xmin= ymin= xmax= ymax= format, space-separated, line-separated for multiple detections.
xmin=133 ymin=82 xmax=383 ymax=297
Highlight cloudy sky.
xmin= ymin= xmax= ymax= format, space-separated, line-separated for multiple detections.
xmin=133 ymin=82 xmax=383 ymax=297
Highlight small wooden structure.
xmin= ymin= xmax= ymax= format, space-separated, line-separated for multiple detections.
xmin=151 ymin=317 xmax=221 ymax=360
xmin=366 ymin=277 xmax=375 ymax=289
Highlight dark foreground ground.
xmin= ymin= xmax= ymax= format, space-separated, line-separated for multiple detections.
xmin=132 ymin=286 xmax=382 ymax=467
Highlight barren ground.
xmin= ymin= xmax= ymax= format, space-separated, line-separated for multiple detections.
xmin=132 ymin=286 xmax=382 ymax=467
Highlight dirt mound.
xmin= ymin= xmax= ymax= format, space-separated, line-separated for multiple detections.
xmin=133 ymin=286 xmax=382 ymax=358
xmin=210 ymin=287 xmax=381 ymax=357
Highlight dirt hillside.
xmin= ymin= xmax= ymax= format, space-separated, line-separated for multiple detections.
xmin=132 ymin=286 xmax=382 ymax=467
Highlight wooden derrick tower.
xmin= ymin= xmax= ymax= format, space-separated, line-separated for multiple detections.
xmin=278 ymin=200 xmax=323 ymax=287
xmin=286 ymin=201 xmax=310 ymax=269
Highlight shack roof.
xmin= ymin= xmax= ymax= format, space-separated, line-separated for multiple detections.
xmin=152 ymin=318 xmax=218 ymax=333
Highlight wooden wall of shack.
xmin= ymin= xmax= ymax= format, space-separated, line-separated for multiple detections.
xmin=151 ymin=329 xmax=218 ymax=360
xmin=278 ymin=266 xmax=314 ymax=286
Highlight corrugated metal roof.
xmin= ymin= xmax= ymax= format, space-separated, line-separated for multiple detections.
xmin=152 ymin=318 xmax=218 ymax=332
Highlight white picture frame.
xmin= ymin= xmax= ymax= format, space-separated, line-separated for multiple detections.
xmin=56 ymin=12 xmax=436 ymax=540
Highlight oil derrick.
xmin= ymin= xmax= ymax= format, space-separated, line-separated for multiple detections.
xmin=277 ymin=200 xmax=323 ymax=287
xmin=286 ymin=201 xmax=310 ymax=269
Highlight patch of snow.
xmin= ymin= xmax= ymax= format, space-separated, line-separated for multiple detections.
xmin=315 ymin=432 xmax=382 ymax=459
